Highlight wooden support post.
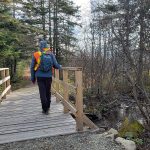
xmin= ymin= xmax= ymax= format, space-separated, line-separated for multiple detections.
xmin=1 ymin=70 xmax=6 ymax=99
xmin=63 ymin=70 xmax=69 ymax=113
xmin=55 ymin=69 xmax=59 ymax=102
xmin=75 ymin=69 xmax=83 ymax=131
xmin=5 ymin=69 xmax=10 ymax=94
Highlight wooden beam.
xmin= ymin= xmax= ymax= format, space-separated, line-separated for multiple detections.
xmin=63 ymin=70 xmax=69 ymax=113
xmin=83 ymin=114 xmax=99 ymax=130
xmin=62 ymin=67 xmax=82 ymax=71
xmin=1 ymin=70 xmax=6 ymax=99
xmin=75 ymin=70 xmax=83 ymax=131
xmin=53 ymin=78 xmax=76 ymax=91
xmin=6 ymin=69 xmax=11 ymax=94
xmin=0 ymin=76 xmax=10 ymax=85
xmin=53 ymin=90 xmax=77 ymax=115
xmin=0 ymin=68 xmax=9 ymax=71
xmin=0 ymin=85 xmax=11 ymax=101
xmin=55 ymin=70 xmax=59 ymax=102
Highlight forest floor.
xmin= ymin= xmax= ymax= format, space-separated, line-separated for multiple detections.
xmin=136 ymin=131 xmax=150 ymax=150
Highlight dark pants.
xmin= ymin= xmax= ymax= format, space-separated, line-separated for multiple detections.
xmin=37 ymin=77 xmax=52 ymax=112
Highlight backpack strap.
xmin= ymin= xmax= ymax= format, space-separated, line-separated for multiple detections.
xmin=33 ymin=51 xmax=42 ymax=71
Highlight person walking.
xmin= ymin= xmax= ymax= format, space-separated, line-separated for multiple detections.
xmin=30 ymin=39 xmax=61 ymax=114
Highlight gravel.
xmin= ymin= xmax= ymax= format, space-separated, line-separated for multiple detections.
xmin=0 ymin=132 xmax=125 ymax=150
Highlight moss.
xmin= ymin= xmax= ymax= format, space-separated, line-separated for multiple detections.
xmin=118 ymin=117 xmax=144 ymax=138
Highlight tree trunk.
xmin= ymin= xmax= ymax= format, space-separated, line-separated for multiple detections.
xmin=48 ymin=0 xmax=52 ymax=47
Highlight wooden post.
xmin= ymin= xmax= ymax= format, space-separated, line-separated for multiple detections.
xmin=75 ymin=69 xmax=83 ymax=131
xmin=1 ymin=70 xmax=6 ymax=99
xmin=5 ymin=69 xmax=10 ymax=94
xmin=55 ymin=69 xmax=59 ymax=102
xmin=63 ymin=70 xmax=69 ymax=113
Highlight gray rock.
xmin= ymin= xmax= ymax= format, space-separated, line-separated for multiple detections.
xmin=115 ymin=137 xmax=136 ymax=150
xmin=105 ymin=133 xmax=115 ymax=141
xmin=108 ymin=128 xmax=118 ymax=135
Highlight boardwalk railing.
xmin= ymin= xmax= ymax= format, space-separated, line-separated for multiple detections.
xmin=0 ymin=68 xmax=11 ymax=101
xmin=52 ymin=67 xmax=98 ymax=131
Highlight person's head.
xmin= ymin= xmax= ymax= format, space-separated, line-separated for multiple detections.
xmin=39 ymin=40 xmax=48 ymax=51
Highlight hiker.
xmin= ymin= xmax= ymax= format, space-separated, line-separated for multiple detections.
xmin=30 ymin=39 xmax=62 ymax=114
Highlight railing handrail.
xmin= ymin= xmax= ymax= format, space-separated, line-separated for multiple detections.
xmin=0 ymin=68 xmax=11 ymax=101
xmin=52 ymin=67 xmax=99 ymax=131
xmin=62 ymin=67 xmax=82 ymax=71
xmin=0 ymin=68 xmax=9 ymax=71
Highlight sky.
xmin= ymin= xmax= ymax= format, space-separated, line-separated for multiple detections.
xmin=73 ymin=0 xmax=91 ymax=33
xmin=73 ymin=0 xmax=91 ymax=18
xmin=73 ymin=0 xmax=91 ymax=48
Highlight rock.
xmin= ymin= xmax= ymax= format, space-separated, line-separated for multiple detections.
xmin=105 ymin=133 xmax=115 ymax=141
xmin=99 ymin=128 xmax=118 ymax=141
xmin=108 ymin=128 xmax=118 ymax=135
xmin=115 ymin=137 xmax=136 ymax=150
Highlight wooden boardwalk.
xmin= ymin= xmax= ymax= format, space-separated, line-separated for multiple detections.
xmin=0 ymin=86 xmax=76 ymax=144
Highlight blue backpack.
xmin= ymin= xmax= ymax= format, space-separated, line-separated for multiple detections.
xmin=39 ymin=53 xmax=52 ymax=72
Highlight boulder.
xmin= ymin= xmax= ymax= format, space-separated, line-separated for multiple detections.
xmin=115 ymin=137 xmax=136 ymax=150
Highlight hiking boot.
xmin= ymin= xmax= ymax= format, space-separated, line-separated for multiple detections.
xmin=45 ymin=110 xmax=49 ymax=115
xmin=42 ymin=109 xmax=49 ymax=115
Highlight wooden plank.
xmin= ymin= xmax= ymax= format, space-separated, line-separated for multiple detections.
xmin=0 ymin=95 xmax=56 ymax=105
xmin=53 ymin=78 xmax=76 ymax=91
xmin=0 ymin=111 xmax=65 ymax=124
xmin=83 ymin=114 xmax=99 ymax=130
xmin=0 ymin=85 xmax=11 ymax=100
xmin=55 ymin=91 xmax=77 ymax=114
xmin=0 ymin=76 xmax=10 ymax=85
xmin=3 ymin=96 xmax=56 ymax=102
xmin=0 ymin=100 xmax=58 ymax=110
xmin=0 ymin=108 xmax=64 ymax=119
xmin=0 ymin=124 xmax=76 ymax=144
xmin=0 ymin=98 xmax=62 ymax=109
xmin=0 ymin=103 xmax=59 ymax=111
xmin=0 ymin=68 xmax=9 ymax=71
xmin=0 ymin=119 xmax=75 ymax=134
xmin=0 ymin=70 xmax=6 ymax=99
xmin=62 ymin=67 xmax=82 ymax=71
xmin=5 ymin=70 xmax=10 ymax=94
xmin=0 ymin=109 xmax=59 ymax=117
xmin=0 ymin=117 xmax=75 ymax=132
xmin=0 ymin=113 xmax=72 ymax=127
xmin=0 ymin=104 xmax=62 ymax=114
